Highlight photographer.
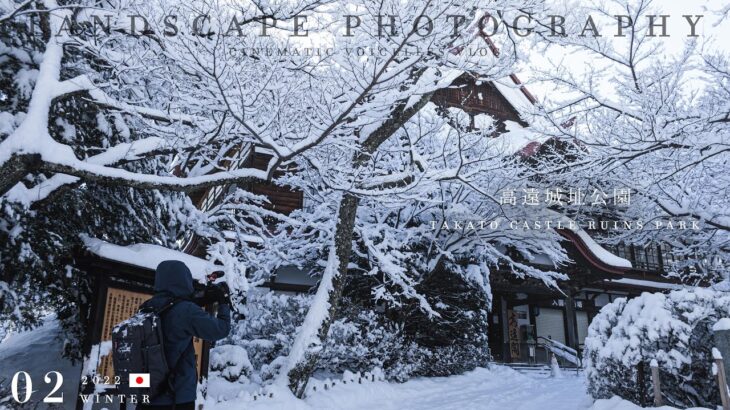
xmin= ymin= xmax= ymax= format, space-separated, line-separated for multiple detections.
xmin=137 ymin=260 xmax=231 ymax=410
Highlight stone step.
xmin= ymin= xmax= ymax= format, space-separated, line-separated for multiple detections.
xmin=499 ymin=362 xmax=582 ymax=377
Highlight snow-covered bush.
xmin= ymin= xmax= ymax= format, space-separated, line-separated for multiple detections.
xmin=223 ymin=290 xmax=425 ymax=384
xmin=222 ymin=290 xmax=312 ymax=383
xmin=221 ymin=280 xmax=489 ymax=387
xmin=209 ymin=345 xmax=254 ymax=383
xmin=317 ymin=266 xmax=491 ymax=381
xmin=319 ymin=309 xmax=423 ymax=382
xmin=320 ymin=310 xmax=490 ymax=381
xmin=402 ymin=266 xmax=491 ymax=377
xmin=584 ymin=288 xmax=730 ymax=408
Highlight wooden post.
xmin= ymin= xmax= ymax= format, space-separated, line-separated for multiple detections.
xmin=717 ymin=357 xmax=730 ymax=410
xmin=564 ymin=293 xmax=579 ymax=350
xmin=650 ymin=360 xmax=663 ymax=407
xmin=714 ymin=324 xmax=730 ymax=410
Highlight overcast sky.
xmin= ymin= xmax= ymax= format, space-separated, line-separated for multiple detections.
xmin=520 ymin=0 xmax=730 ymax=100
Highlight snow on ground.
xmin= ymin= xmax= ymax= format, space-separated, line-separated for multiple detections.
xmin=0 ymin=321 xmax=710 ymax=410
xmin=590 ymin=396 xmax=709 ymax=410
xmin=203 ymin=366 xmax=710 ymax=410
xmin=0 ymin=317 xmax=80 ymax=408
xmin=203 ymin=365 xmax=595 ymax=410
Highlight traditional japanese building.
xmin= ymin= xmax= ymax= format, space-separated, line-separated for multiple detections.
xmin=428 ymin=70 xmax=685 ymax=365
xmin=431 ymin=30 xmax=688 ymax=365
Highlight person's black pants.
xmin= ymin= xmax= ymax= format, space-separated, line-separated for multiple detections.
xmin=136 ymin=402 xmax=195 ymax=410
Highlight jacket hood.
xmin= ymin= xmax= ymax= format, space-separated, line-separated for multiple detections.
xmin=154 ymin=260 xmax=194 ymax=297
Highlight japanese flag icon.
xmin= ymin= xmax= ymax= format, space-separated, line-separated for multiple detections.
xmin=129 ymin=373 xmax=150 ymax=388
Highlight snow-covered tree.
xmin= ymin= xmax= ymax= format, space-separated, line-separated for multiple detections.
xmin=0 ymin=0 xmax=196 ymax=352
xmin=232 ymin=4 xmax=576 ymax=390
xmin=0 ymin=0 xmax=337 ymax=198
xmin=0 ymin=0 xmax=342 ymax=354
xmin=525 ymin=0 xmax=730 ymax=283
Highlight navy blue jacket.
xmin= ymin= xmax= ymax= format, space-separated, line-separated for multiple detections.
xmin=145 ymin=260 xmax=231 ymax=405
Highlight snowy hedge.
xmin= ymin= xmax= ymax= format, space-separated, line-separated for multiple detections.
xmin=214 ymin=290 xmax=418 ymax=384
xmin=215 ymin=266 xmax=491 ymax=387
xmin=320 ymin=309 xmax=424 ymax=382
xmin=584 ymin=288 xmax=730 ymax=408
xmin=320 ymin=266 xmax=491 ymax=381
xmin=321 ymin=310 xmax=490 ymax=382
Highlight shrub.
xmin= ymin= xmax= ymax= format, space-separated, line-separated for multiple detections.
xmin=319 ymin=265 xmax=491 ymax=381
xmin=209 ymin=344 xmax=254 ymax=383
xmin=584 ymin=288 xmax=730 ymax=408
xmin=218 ymin=263 xmax=491 ymax=386
xmin=222 ymin=290 xmax=311 ymax=383
xmin=319 ymin=309 xmax=424 ymax=382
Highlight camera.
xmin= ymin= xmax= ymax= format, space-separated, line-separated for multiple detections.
xmin=192 ymin=271 xmax=231 ymax=306
xmin=192 ymin=282 xmax=230 ymax=306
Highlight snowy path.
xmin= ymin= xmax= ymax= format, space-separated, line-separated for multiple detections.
xmin=0 ymin=317 xmax=81 ymax=407
xmin=307 ymin=366 xmax=593 ymax=410
xmin=206 ymin=366 xmax=595 ymax=410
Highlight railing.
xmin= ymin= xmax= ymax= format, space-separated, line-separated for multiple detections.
xmin=500 ymin=338 xmax=582 ymax=368
xmin=537 ymin=337 xmax=581 ymax=367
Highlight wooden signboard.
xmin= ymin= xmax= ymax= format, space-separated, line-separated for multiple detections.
xmin=507 ymin=309 xmax=521 ymax=360
xmin=97 ymin=287 xmax=204 ymax=381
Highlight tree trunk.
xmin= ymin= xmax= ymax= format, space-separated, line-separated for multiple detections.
xmin=281 ymin=90 xmax=436 ymax=397
xmin=283 ymin=193 xmax=360 ymax=397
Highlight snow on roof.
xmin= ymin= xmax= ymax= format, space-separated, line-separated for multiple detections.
xmin=451 ymin=29 xmax=537 ymax=119
xmin=487 ymin=120 xmax=549 ymax=156
xmin=491 ymin=77 xmax=535 ymax=117
xmin=713 ymin=318 xmax=730 ymax=332
xmin=572 ymin=229 xmax=632 ymax=269
xmin=438 ymin=106 xmax=547 ymax=158
xmin=545 ymin=210 xmax=632 ymax=271
xmin=603 ymin=278 xmax=683 ymax=291
xmin=81 ymin=235 xmax=214 ymax=281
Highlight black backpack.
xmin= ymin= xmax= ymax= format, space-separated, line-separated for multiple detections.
xmin=111 ymin=298 xmax=182 ymax=399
